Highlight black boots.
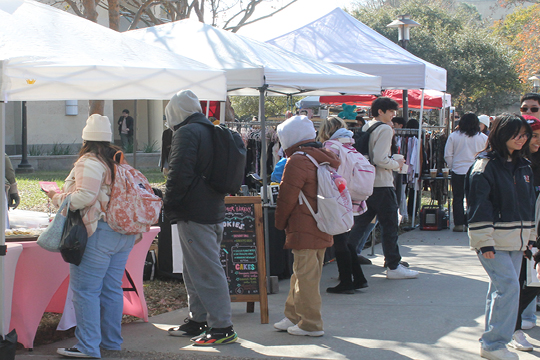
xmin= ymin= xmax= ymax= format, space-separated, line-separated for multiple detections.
xmin=327 ymin=247 xmax=368 ymax=294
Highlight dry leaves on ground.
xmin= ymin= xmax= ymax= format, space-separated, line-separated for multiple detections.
xmin=30 ymin=278 xmax=187 ymax=348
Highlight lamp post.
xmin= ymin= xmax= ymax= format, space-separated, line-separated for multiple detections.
xmin=529 ymin=74 xmax=540 ymax=93
xmin=387 ymin=14 xmax=421 ymax=122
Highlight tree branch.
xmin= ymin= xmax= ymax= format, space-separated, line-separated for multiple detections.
xmin=64 ymin=0 xmax=84 ymax=17
xmin=128 ymin=0 xmax=156 ymax=29
xmin=225 ymin=0 xmax=298 ymax=32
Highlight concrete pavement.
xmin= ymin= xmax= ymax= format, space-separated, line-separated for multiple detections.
xmin=15 ymin=227 xmax=540 ymax=360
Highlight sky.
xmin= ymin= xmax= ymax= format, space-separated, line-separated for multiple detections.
xmin=233 ymin=0 xmax=359 ymax=41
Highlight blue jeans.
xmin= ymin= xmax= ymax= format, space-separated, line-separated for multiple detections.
xmin=522 ymin=300 xmax=537 ymax=324
xmin=349 ymin=219 xmax=377 ymax=256
xmin=478 ymin=250 xmax=522 ymax=351
xmin=70 ymin=221 xmax=135 ymax=358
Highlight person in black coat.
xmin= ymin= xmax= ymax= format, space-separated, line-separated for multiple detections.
xmin=117 ymin=109 xmax=134 ymax=151
xmin=163 ymin=90 xmax=237 ymax=346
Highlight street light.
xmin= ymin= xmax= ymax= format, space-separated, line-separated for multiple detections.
xmin=387 ymin=14 xmax=421 ymax=51
xmin=387 ymin=14 xmax=421 ymax=122
xmin=529 ymin=74 xmax=540 ymax=93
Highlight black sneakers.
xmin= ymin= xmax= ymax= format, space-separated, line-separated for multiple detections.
xmin=168 ymin=318 xmax=208 ymax=337
xmin=190 ymin=326 xmax=238 ymax=346
xmin=326 ymin=282 xmax=355 ymax=294
xmin=57 ymin=348 xmax=94 ymax=358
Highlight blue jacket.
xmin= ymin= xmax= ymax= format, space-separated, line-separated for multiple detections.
xmin=465 ymin=151 xmax=536 ymax=252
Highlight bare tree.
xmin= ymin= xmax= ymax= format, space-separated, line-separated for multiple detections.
xmin=59 ymin=0 xmax=298 ymax=32
xmin=54 ymin=0 xmax=298 ymax=115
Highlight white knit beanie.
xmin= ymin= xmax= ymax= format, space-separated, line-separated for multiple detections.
xmin=277 ymin=115 xmax=316 ymax=150
xmin=478 ymin=114 xmax=490 ymax=128
xmin=165 ymin=89 xmax=202 ymax=130
xmin=82 ymin=114 xmax=112 ymax=142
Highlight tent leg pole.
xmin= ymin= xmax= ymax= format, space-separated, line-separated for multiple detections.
xmin=133 ymin=100 xmax=137 ymax=168
xmin=259 ymin=86 xmax=272 ymax=293
xmin=1 ymin=101 xmax=7 ymax=337
xmin=411 ymin=89 xmax=426 ymax=227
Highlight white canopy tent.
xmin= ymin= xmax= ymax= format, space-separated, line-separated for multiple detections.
xmin=0 ymin=0 xmax=226 ymax=101
xmin=127 ymin=19 xmax=383 ymax=276
xmin=268 ymin=8 xmax=449 ymax=226
xmin=267 ymin=7 xmax=447 ymax=91
xmin=0 ymin=0 xmax=227 ymax=339
xmin=126 ymin=19 xmax=382 ymax=96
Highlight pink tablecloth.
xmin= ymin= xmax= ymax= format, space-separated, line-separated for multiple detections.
xmin=3 ymin=243 xmax=23 ymax=335
xmin=9 ymin=226 xmax=159 ymax=348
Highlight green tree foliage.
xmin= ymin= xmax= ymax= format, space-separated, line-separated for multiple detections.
xmin=493 ymin=4 xmax=540 ymax=84
xmin=350 ymin=0 xmax=521 ymax=113
xmin=230 ymin=96 xmax=302 ymax=121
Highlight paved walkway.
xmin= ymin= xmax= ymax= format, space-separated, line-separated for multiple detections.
xmin=15 ymin=228 xmax=540 ymax=359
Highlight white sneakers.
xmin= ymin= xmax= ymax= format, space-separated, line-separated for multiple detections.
xmin=509 ymin=330 xmax=533 ymax=351
xmin=480 ymin=347 xmax=518 ymax=360
xmin=386 ymin=264 xmax=419 ymax=279
xmin=287 ymin=324 xmax=324 ymax=337
xmin=521 ymin=319 xmax=535 ymax=330
xmin=273 ymin=318 xmax=324 ymax=337
xmin=273 ymin=317 xmax=295 ymax=331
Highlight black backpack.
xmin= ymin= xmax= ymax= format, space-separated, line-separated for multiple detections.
xmin=204 ymin=124 xmax=247 ymax=194
xmin=352 ymin=121 xmax=385 ymax=157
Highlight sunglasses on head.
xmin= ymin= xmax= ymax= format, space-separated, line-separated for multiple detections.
xmin=521 ymin=106 xmax=540 ymax=113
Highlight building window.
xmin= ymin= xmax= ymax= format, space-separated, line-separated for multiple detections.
xmin=65 ymin=100 xmax=78 ymax=116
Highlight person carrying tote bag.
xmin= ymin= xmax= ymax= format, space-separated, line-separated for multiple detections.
xmin=43 ymin=114 xmax=137 ymax=359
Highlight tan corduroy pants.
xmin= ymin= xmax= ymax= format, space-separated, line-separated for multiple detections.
xmin=284 ymin=248 xmax=326 ymax=332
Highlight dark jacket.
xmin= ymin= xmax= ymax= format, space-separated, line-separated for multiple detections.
xmin=164 ymin=113 xmax=225 ymax=224
xmin=275 ymin=140 xmax=340 ymax=250
xmin=117 ymin=116 xmax=134 ymax=136
xmin=465 ymin=151 xmax=536 ymax=252
xmin=160 ymin=128 xmax=173 ymax=172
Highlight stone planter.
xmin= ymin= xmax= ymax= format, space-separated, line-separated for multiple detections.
xmin=9 ymin=153 xmax=160 ymax=172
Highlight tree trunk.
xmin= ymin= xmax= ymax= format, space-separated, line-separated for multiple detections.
xmin=82 ymin=0 xmax=98 ymax=21
xmin=108 ymin=0 xmax=120 ymax=31
xmin=89 ymin=100 xmax=105 ymax=115
xmin=225 ymin=96 xmax=236 ymax=122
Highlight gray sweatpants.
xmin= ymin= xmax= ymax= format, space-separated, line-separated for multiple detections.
xmin=176 ymin=220 xmax=233 ymax=329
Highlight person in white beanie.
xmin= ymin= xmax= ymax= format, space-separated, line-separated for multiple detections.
xmin=479 ymin=114 xmax=491 ymax=135
xmin=45 ymin=114 xmax=136 ymax=359
xmin=164 ymin=90 xmax=238 ymax=345
xmin=273 ymin=115 xmax=340 ymax=337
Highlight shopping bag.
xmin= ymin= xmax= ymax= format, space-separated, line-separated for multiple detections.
xmin=59 ymin=208 xmax=88 ymax=266
xmin=526 ymin=247 xmax=540 ymax=287
xmin=36 ymin=196 xmax=71 ymax=252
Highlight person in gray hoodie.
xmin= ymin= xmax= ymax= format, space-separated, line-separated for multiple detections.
xmin=164 ymin=89 xmax=237 ymax=346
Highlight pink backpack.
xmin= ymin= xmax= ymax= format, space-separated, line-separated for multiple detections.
xmin=325 ymin=140 xmax=376 ymax=202
xmin=107 ymin=152 xmax=162 ymax=235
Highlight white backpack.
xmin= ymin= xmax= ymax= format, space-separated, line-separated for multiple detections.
xmin=293 ymin=152 xmax=354 ymax=236
xmin=326 ymin=139 xmax=376 ymax=202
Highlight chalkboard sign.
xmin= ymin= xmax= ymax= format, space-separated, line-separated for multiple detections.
xmin=223 ymin=196 xmax=268 ymax=324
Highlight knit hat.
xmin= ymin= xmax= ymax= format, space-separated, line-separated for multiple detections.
xmin=82 ymin=114 xmax=112 ymax=142
xmin=478 ymin=115 xmax=490 ymax=128
xmin=523 ymin=114 xmax=540 ymax=131
xmin=277 ymin=115 xmax=316 ymax=150
xmin=165 ymin=89 xmax=202 ymax=130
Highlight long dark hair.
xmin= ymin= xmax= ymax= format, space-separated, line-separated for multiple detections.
xmin=78 ymin=141 xmax=123 ymax=182
xmin=458 ymin=112 xmax=480 ymax=137
xmin=484 ymin=113 xmax=531 ymax=162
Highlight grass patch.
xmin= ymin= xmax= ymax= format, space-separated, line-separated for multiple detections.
xmin=29 ymin=145 xmax=44 ymax=156
xmin=16 ymin=169 xmax=165 ymax=213
xmin=49 ymin=142 xmax=75 ymax=155
xmin=142 ymin=141 xmax=159 ymax=153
